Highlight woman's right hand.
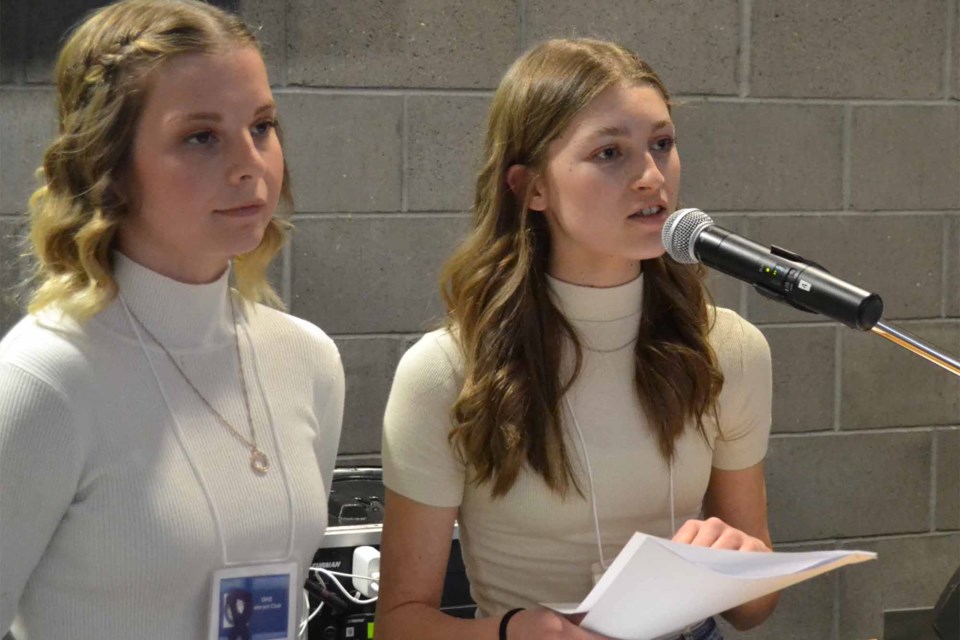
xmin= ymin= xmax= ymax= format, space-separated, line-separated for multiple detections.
xmin=505 ymin=608 xmax=612 ymax=640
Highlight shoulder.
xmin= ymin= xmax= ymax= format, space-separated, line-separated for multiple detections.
xmin=393 ymin=327 xmax=464 ymax=398
xmin=0 ymin=314 xmax=88 ymax=460
xmin=0 ymin=312 xmax=94 ymax=399
xmin=243 ymin=303 xmax=343 ymax=381
xmin=707 ymin=306 xmax=770 ymax=377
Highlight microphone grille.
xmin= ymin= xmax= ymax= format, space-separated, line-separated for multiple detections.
xmin=662 ymin=208 xmax=713 ymax=264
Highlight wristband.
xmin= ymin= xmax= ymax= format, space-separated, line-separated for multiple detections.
xmin=498 ymin=607 xmax=524 ymax=640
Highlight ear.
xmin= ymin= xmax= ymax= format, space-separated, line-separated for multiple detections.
xmin=506 ymin=164 xmax=549 ymax=212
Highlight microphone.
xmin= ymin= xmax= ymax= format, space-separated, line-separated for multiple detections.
xmin=661 ymin=208 xmax=884 ymax=330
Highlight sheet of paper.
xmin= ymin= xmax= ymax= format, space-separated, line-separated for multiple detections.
xmin=543 ymin=533 xmax=875 ymax=640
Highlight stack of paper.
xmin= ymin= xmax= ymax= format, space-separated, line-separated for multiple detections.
xmin=544 ymin=533 xmax=876 ymax=640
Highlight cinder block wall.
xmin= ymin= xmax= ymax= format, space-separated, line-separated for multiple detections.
xmin=1 ymin=1 xmax=958 ymax=638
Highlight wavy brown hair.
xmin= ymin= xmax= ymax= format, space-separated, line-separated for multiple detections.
xmin=27 ymin=0 xmax=292 ymax=321
xmin=441 ymin=39 xmax=724 ymax=498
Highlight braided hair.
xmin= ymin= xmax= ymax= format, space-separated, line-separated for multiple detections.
xmin=27 ymin=0 xmax=292 ymax=320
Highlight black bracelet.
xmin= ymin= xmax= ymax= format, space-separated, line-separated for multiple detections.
xmin=498 ymin=608 xmax=524 ymax=640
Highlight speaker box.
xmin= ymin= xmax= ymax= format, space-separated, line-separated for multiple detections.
xmin=933 ymin=565 xmax=960 ymax=640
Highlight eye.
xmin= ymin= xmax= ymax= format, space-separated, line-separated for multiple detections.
xmin=594 ymin=146 xmax=622 ymax=162
xmin=252 ymin=118 xmax=278 ymax=137
xmin=652 ymin=136 xmax=676 ymax=152
xmin=185 ymin=130 xmax=215 ymax=145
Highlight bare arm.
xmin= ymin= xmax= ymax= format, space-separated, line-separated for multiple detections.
xmin=374 ymin=489 xmax=610 ymax=640
xmin=672 ymin=461 xmax=779 ymax=631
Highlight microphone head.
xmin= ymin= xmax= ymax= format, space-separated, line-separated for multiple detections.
xmin=662 ymin=208 xmax=714 ymax=264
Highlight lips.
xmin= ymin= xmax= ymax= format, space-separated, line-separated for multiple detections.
xmin=215 ymin=202 xmax=266 ymax=217
xmin=628 ymin=205 xmax=668 ymax=219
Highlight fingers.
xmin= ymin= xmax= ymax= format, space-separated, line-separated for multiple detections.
xmin=515 ymin=609 xmax=613 ymax=640
xmin=673 ymin=517 xmax=771 ymax=552
xmin=671 ymin=518 xmax=700 ymax=544
xmin=564 ymin=612 xmax=586 ymax=625
xmin=564 ymin=616 xmax=614 ymax=640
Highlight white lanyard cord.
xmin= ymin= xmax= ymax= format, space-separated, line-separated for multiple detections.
xmin=563 ymin=395 xmax=679 ymax=573
xmin=120 ymin=293 xmax=295 ymax=565
xmin=669 ymin=459 xmax=676 ymax=535
xmin=563 ymin=395 xmax=607 ymax=571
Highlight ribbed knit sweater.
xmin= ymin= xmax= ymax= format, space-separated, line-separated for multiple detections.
xmin=0 ymin=254 xmax=344 ymax=639
xmin=383 ymin=274 xmax=772 ymax=617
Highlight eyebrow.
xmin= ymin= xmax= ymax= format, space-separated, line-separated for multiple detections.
xmin=170 ymin=102 xmax=277 ymax=124
xmin=587 ymin=120 xmax=675 ymax=139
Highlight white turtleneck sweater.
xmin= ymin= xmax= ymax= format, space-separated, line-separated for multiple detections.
xmin=0 ymin=254 xmax=344 ymax=639
xmin=382 ymin=274 xmax=771 ymax=617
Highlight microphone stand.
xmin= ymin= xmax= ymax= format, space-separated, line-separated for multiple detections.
xmin=870 ymin=321 xmax=960 ymax=377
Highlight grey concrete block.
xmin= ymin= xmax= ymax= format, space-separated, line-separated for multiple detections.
xmin=16 ymin=0 xmax=252 ymax=81
xmin=744 ymin=215 xmax=943 ymax=324
xmin=276 ymin=92 xmax=403 ymax=213
xmin=23 ymin=0 xmax=98 ymax=83
xmin=286 ymin=0 xmax=520 ymax=89
xmin=766 ymin=431 xmax=932 ymax=542
xmin=842 ymin=534 xmax=960 ymax=612
xmin=717 ymin=545 xmax=837 ymax=639
xmin=675 ymin=102 xmax=844 ymax=211
xmin=704 ymin=214 xmax=744 ymax=312
xmin=761 ymin=326 xmax=836 ymax=433
xmin=937 ymin=428 xmax=960 ymax=530
xmin=0 ymin=0 xmax=23 ymax=84
xmin=0 ymin=89 xmax=56 ymax=214
xmin=335 ymin=336 xmax=404 ymax=455
xmin=956 ymin=6 xmax=960 ymax=99
xmin=406 ymin=95 xmax=490 ymax=212
xmin=841 ymin=321 xmax=960 ymax=429
xmin=21 ymin=0 xmax=250 ymax=82
xmin=290 ymin=215 xmax=469 ymax=334
xmin=0 ymin=218 xmax=27 ymax=335
xmin=837 ymin=548 xmax=884 ymax=640
xmin=850 ymin=106 xmax=960 ymax=211
xmin=238 ymin=0 xmax=286 ymax=85
xmin=524 ymin=0 xmax=739 ymax=95
xmin=947 ymin=215 xmax=959 ymax=317
xmin=751 ymin=0 xmax=948 ymax=99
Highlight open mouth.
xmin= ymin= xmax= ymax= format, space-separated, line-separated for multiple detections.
xmin=628 ymin=206 xmax=665 ymax=219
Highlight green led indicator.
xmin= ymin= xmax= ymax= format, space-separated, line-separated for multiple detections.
xmin=368 ymin=621 xmax=375 ymax=639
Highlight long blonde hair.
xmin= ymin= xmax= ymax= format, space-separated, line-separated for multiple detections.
xmin=442 ymin=39 xmax=724 ymax=498
xmin=27 ymin=0 xmax=292 ymax=321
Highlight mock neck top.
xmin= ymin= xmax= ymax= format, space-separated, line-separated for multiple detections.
xmin=0 ymin=252 xmax=345 ymax=638
xmin=96 ymin=252 xmax=234 ymax=351
xmin=547 ymin=273 xmax=643 ymax=353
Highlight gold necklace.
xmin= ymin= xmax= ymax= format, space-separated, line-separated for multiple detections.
xmin=126 ymin=294 xmax=270 ymax=476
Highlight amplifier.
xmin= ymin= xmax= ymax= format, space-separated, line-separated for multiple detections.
xmin=306 ymin=468 xmax=475 ymax=640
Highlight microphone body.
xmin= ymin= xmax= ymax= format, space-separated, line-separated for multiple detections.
xmin=663 ymin=209 xmax=883 ymax=331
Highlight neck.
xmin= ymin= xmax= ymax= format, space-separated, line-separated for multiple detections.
xmin=116 ymin=240 xmax=229 ymax=285
xmin=101 ymin=251 xmax=235 ymax=351
xmin=547 ymin=259 xmax=641 ymax=288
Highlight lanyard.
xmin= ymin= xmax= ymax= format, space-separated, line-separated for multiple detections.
xmin=120 ymin=293 xmax=296 ymax=565
xmin=563 ymin=394 xmax=676 ymax=571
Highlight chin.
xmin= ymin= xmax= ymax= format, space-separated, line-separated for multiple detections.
xmin=223 ymin=231 xmax=269 ymax=260
xmin=631 ymin=246 xmax=667 ymax=262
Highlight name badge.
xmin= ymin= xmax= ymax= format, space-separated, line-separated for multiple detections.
xmin=208 ymin=562 xmax=298 ymax=640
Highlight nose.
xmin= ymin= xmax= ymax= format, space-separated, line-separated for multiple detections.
xmin=228 ymin=131 xmax=267 ymax=185
xmin=630 ymin=150 xmax=666 ymax=191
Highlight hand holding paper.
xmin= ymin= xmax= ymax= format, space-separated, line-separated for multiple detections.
xmin=544 ymin=533 xmax=876 ymax=640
